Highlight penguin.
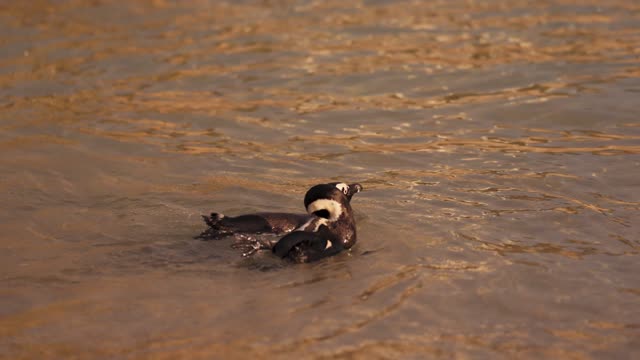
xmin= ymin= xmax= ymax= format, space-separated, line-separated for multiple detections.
xmin=272 ymin=182 xmax=360 ymax=263
xmin=196 ymin=182 xmax=362 ymax=240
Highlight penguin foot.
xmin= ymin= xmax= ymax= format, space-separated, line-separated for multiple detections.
xmin=202 ymin=213 xmax=224 ymax=227
xmin=194 ymin=213 xmax=228 ymax=240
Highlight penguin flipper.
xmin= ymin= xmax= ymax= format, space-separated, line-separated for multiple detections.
xmin=197 ymin=213 xmax=275 ymax=240
xmin=272 ymin=226 xmax=343 ymax=263
xmin=215 ymin=214 xmax=273 ymax=233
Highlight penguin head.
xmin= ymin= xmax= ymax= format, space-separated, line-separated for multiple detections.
xmin=304 ymin=182 xmax=362 ymax=221
xmin=328 ymin=182 xmax=363 ymax=201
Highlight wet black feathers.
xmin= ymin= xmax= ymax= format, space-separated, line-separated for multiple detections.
xmin=273 ymin=225 xmax=344 ymax=263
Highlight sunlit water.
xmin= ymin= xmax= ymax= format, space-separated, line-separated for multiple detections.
xmin=1 ymin=1 xmax=639 ymax=358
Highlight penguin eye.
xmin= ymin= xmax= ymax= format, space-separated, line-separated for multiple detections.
xmin=335 ymin=183 xmax=349 ymax=195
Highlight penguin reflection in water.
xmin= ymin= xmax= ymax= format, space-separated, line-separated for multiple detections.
xmin=197 ymin=182 xmax=362 ymax=263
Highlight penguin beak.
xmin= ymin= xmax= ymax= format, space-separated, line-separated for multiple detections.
xmin=346 ymin=183 xmax=363 ymax=200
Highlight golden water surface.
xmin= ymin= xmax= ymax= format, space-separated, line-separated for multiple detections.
xmin=1 ymin=0 xmax=639 ymax=359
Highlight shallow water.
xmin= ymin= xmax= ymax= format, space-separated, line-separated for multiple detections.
xmin=1 ymin=0 xmax=639 ymax=358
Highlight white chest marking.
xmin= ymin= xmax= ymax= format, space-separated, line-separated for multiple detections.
xmin=295 ymin=217 xmax=328 ymax=231
xmin=306 ymin=199 xmax=343 ymax=221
